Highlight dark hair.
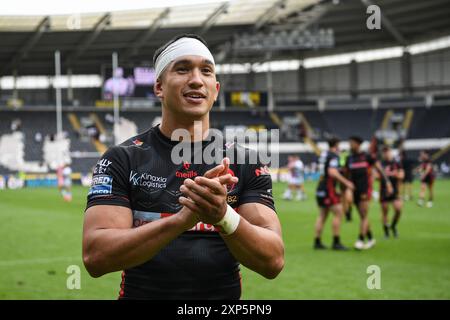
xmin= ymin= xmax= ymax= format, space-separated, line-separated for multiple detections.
xmin=153 ymin=33 xmax=208 ymax=67
xmin=349 ymin=136 xmax=363 ymax=145
xmin=328 ymin=137 xmax=340 ymax=148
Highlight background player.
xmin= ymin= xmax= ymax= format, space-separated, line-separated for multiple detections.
xmin=378 ymin=146 xmax=404 ymax=238
xmin=339 ymin=148 xmax=353 ymax=222
xmin=418 ymin=150 xmax=435 ymax=208
xmin=283 ymin=155 xmax=306 ymax=201
xmin=314 ymin=138 xmax=354 ymax=250
xmin=400 ymin=150 xmax=415 ymax=201
xmin=345 ymin=136 xmax=393 ymax=250
xmin=57 ymin=163 xmax=72 ymax=202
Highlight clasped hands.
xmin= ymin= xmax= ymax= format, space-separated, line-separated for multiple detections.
xmin=178 ymin=157 xmax=238 ymax=227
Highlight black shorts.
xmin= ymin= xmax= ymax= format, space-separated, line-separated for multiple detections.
xmin=316 ymin=189 xmax=340 ymax=208
xmin=353 ymin=187 xmax=371 ymax=204
xmin=380 ymin=188 xmax=400 ymax=203
xmin=421 ymin=175 xmax=435 ymax=186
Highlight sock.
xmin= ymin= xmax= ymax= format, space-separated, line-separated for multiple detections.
xmin=333 ymin=236 xmax=340 ymax=245
xmin=315 ymin=237 xmax=321 ymax=245
xmin=392 ymin=212 xmax=400 ymax=228
xmin=358 ymin=234 xmax=364 ymax=241
xmin=367 ymin=230 xmax=373 ymax=240
xmin=383 ymin=224 xmax=389 ymax=235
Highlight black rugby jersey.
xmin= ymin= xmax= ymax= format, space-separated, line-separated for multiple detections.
xmin=317 ymin=151 xmax=340 ymax=193
xmin=420 ymin=160 xmax=435 ymax=180
xmin=85 ymin=125 xmax=275 ymax=299
xmin=379 ymin=159 xmax=402 ymax=192
xmin=345 ymin=152 xmax=376 ymax=191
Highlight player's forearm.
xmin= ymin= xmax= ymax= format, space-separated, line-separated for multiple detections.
xmin=83 ymin=212 xmax=194 ymax=277
xmin=221 ymin=217 xmax=284 ymax=279
xmin=375 ymin=163 xmax=390 ymax=184
xmin=330 ymin=170 xmax=349 ymax=186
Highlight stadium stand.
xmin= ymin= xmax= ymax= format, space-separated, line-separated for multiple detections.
xmin=1 ymin=101 xmax=450 ymax=175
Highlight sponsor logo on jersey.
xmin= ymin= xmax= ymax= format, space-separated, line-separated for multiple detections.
xmin=88 ymin=175 xmax=113 ymax=195
xmin=224 ymin=142 xmax=235 ymax=150
xmin=176 ymin=162 xmax=198 ymax=179
xmin=189 ymin=222 xmax=219 ymax=233
xmin=93 ymin=158 xmax=112 ymax=174
xmin=129 ymin=171 xmax=167 ymax=189
xmin=349 ymin=161 xmax=369 ymax=169
xmin=316 ymin=190 xmax=326 ymax=197
xmin=132 ymin=210 xmax=219 ymax=232
xmin=255 ymin=165 xmax=270 ymax=177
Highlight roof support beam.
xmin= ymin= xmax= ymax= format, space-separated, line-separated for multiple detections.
xmin=66 ymin=13 xmax=111 ymax=66
xmin=124 ymin=8 xmax=170 ymax=59
xmin=291 ymin=2 xmax=334 ymax=32
xmin=3 ymin=16 xmax=50 ymax=74
xmin=198 ymin=2 xmax=229 ymax=36
xmin=254 ymin=0 xmax=287 ymax=31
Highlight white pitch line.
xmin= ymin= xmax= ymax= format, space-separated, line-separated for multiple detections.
xmin=0 ymin=257 xmax=81 ymax=267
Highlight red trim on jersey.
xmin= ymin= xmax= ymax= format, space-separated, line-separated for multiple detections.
xmin=326 ymin=177 xmax=340 ymax=205
xmin=90 ymin=195 xmax=130 ymax=202
xmin=118 ymin=271 xmax=125 ymax=299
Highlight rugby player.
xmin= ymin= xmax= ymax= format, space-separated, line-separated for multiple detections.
xmin=345 ymin=136 xmax=393 ymax=250
xmin=282 ymin=155 xmax=306 ymax=201
xmin=418 ymin=150 xmax=435 ymax=208
xmin=378 ymin=146 xmax=404 ymax=238
xmin=339 ymin=149 xmax=353 ymax=222
xmin=314 ymin=138 xmax=354 ymax=250
xmin=57 ymin=163 xmax=72 ymax=202
xmin=400 ymin=150 xmax=415 ymax=201
xmin=82 ymin=34 xmax=284 ymax=299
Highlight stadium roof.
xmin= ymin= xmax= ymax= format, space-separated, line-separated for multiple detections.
xmin=0 ymin=0 xmax=449 ymax=76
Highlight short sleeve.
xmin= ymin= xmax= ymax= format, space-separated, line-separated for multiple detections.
xmin=329 ymin=155 xmax=339 ymax=169
xmin=237 ymin=160 xmax=276 ymax=212
xmin=85 ymin=146 xmax=131 ymax=211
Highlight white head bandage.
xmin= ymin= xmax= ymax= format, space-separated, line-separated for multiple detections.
xmin=154 ymin=37 xmax=215 ymax=79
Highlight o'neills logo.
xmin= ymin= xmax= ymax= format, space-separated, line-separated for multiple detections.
xmin=176 ymin=161 xmax=198 ymax=179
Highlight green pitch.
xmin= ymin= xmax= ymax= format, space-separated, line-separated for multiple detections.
xmin=1 ymin=180 xmax=449 ymax=299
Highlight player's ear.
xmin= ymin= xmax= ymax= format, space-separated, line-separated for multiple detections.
xmin=154 ymin=77 xmax=164 ymax=99
xmin=214 ymin=81 xmax=220 ymax=101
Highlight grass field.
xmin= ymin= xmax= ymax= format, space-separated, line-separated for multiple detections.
xmin=1 ymin=180 xmax=449 ymax=299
